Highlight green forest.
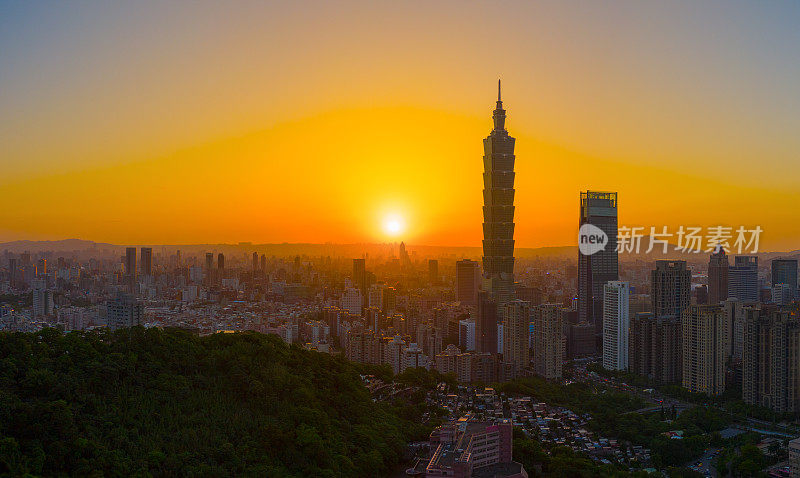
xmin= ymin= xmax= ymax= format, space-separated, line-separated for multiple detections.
xmin=0 ymin=327 xmax=428 ymax=477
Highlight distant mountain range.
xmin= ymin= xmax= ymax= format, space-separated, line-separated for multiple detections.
xmin=0 ymin=239 xmax=797 ymax=262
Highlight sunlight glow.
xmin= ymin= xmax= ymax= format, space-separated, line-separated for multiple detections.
xmin=383 ymin=215 xmax=405 ymax=237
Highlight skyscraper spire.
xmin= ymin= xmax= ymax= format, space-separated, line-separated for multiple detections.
xmin=498 ymin=78 xmax=501 ymax=102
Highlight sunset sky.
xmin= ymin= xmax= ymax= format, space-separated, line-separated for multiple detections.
xmin=2 ymin=1 xmax=800 ymax=250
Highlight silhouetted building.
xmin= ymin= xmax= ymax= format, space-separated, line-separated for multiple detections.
xmin=482 ymin=81 xmax=516 ymax=306
xmin=456 ymin=259 xmax=480 ymax=306
xmin=217 ymin=253 xmax=225 ymax=271
xmin=577 ymin=191 xmax=618 ymax=326
xmin=708 ymin=248 xmax=729 ymax=304
xmin=428 ymin=259 xmax=439 ymax=283
xmin=476 ymin=292 xmax=498 ymax=354
xmin=140 ymin=247 xmax=152 ymax=276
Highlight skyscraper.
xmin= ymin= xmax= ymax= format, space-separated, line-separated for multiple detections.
xmin=651 ymin=260 xmax=692 ymax=317
xmin=428 ymin=259 xmax=439 ymax=284
xmin=140 ymin=247 xmax=152 ymax=277
xmin=124 ymin=247 xmax=137 ymax=278
xmin=252 ymin=252 xmax=259 ymax=271
xmin=217 ymin=253 xmax=225 ymax=271
xmin=456 ymin=259 xmax=480 ymax=307
xmin=772 ymin=258 xmax=798 ymax=298
xmin=482 ymin=81 xmax=516 ymax=306
xmin=603 ymin=281 xmax=630 ymax=371
xmin=577 ymin=191 xmax=618 ymax=325
xmin=729 ymin=256 xmax=759 ymax=302
xmin=708 ymin=247 xmax=729 ymax=304
xmin=501 ymin=299 xmax=530 ymax=374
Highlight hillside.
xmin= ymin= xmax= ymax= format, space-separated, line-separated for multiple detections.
xmin=0 ymin=328 xmax=422 ymax=477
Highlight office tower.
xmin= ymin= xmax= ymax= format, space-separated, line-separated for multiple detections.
xmin=729 ymin=256 xmax=759 ymax=302
xmin=651 ymin=260 xmax=691 ymax=317
xmin=772 ymin=258 xmax=798 ymax=298
xmin=482 ymin=81 xmax=516 ymax=306
xmin=603 ymin=281 xmax=630 ymax=371
xmin=140 ymin=247 xmax=152 ymax=276
xmin=36 ymin=258 xmax=46 ymax=277
xmin=125 ymin=247 xmax=137 ymax=278
xmin=532 ymin=304 xmax=564 ymax=379
xmin=476 ymin=292 xmax=498 ymax=353
xmin=682 ymin=305 xmax=726 ymax=396
xmin=428 ymin=259 xmax=439 ymax=284
xmin=106 ymin=291 xmax=143 ymax=330
xmin=252 ymin=252 xmax=258 ymax=271
xmin=629 ymin=313 xmax=682 ymax=383
xmin=31 ymin=278 xmax=53 ymax=318
xmin=708 ymin=248 xmax=729 ymax=304
xmin=456 ymin=259 xmax=480 ymax=306
xmin=459 ymin=319 xmax=476 ymax=351
xmin=205 ymin=253 xmax=214 ymax=271
xmin=260 ymin=254 xmax=266 ymax=272
xmin=577 ymin=191 xmax=619 ymax=325
xmin=501 ymin=300 xmax=530 ymax=374
xmin=217 ymin=253 xmax=225 ymax=271
xmin=742 ymin=305 xmax=800 ymax=413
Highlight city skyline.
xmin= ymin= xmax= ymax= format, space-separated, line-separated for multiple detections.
xmin=3 ymin=2 xmax=800 ymax=249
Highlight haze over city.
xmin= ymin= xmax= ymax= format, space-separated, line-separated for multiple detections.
xmin=3 ymin=1 xmax=800 ymax=249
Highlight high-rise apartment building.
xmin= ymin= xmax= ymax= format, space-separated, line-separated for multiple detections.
xmin=603 ymin=281 xmax=630 ymax=371
xmin=629 ymin=313 xmax=682 ymax=383
xmin=729 ymin=256 xmax=759 ymax=302
xmin=708 ymin=248 xmax=729 ymax=304
xmin=682 ymin=305 xmax=726 ymax=396
xmin=651 ymin=260 xmax=691 ymax=317
xmin=742 ymin=305 xmax=800 ymax=413
xmin=31 ymin=278 xmax=53 ymax=318
xmin=532 ymin=304 xmax=564 ymax=379
xmin=140 ymin=247 xmax=152 ymax=277
xmin=501 ymin=300 xmax=530 ymax=374
xmin=456 ymin=259 xmax=480 ymax=306
xmin=577 ymin=191 xmax=618 ymax=325
xmin=481 ymin=81 xmax=516 ymax=306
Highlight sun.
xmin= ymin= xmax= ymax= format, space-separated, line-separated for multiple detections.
xmin=382 ymin=214 xmax=405 ymax=237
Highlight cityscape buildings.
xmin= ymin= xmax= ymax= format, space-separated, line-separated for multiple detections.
xmin=602 ymin=281 xmax=630 ymax=371
xmin=577 ymin=191 xmax=619 ymax=328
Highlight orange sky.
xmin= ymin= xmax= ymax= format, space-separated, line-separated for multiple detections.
xmin=2 ymin=2 xmax=800 ymax=250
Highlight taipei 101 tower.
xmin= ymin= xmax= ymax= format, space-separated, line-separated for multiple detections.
xmin=481 ymin=80 xmax=516 ymax=305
